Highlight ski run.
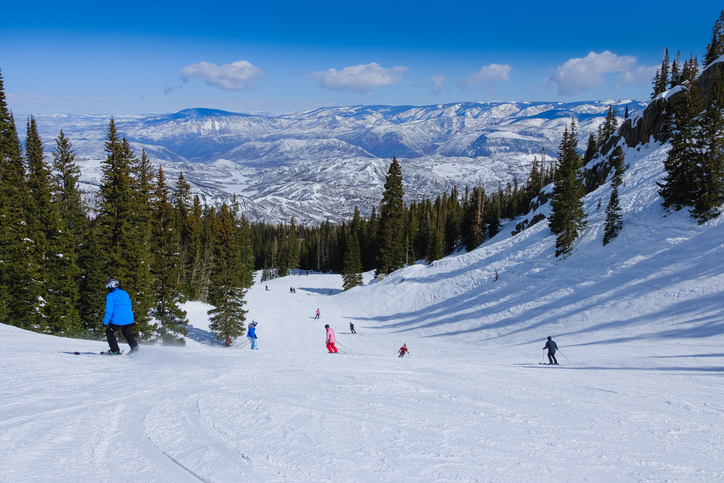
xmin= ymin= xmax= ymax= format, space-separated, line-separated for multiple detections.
xmin=2 ymin=140 xmax=724 ymax=482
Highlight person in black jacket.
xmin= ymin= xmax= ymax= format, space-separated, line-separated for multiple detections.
xmin=543 ymin=336 xmax=558 ymax=365
xmin=350 ymin=322 xmax=356 ymax=334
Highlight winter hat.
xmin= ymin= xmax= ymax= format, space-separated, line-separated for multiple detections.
xmin=325 ymin=324 xmax=330 ymax=329
xmin=547 ymin=336 xmax=551 ymax=340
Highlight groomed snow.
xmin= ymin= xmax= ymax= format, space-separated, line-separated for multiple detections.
xmin=2 ymin=141 xmax=724 ymax=482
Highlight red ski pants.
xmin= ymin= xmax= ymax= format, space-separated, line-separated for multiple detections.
xmin=326 ymin=342 xmax=337 ymax=353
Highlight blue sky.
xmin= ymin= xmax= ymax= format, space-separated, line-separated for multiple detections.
xmin=2 ymin=1 xmax=722 ymax=116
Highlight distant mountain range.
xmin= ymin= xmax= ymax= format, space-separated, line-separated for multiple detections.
xmin=31 ymin=100 xmax=648 ymax=224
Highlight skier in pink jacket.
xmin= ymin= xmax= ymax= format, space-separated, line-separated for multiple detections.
xmin=325 ymin=324 xmax=337 ymax=353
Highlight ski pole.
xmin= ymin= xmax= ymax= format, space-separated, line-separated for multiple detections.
xmin=336 ymin=341 xmax=346 ymax=348
xmin=557 ymin=350 xmax=571 ymax=363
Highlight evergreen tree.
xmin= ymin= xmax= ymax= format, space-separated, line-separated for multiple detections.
xmin=680 ymin=55 xmax=699 ymax=85
xmin=658 ymin=83 xmax=703 ymax=211
xmin=45 ymin=130 xmax=84 ymax=334
xmin=341 ymin=234 xmax=364 ymax=290
xmin=77 ymin=223 xmax=106 ymax=335
xmin=692 ymin=71 xmax=724 ymax=223
xmin=0 ymin=70 xmax=35 ymax=328
xmin=549 ymin=120 xmax=587 ymax=258
xmin=287 ymin=217 xmax=300 ymax=274
xmin=603 ymin=147 xmax=626 ymax=245
xmin=207 ymin=203 xmax=247 ymax=347
xmin=671 ymin=52 xmax=682 ymax=88
xmin=583 ymin=132 xmax=598 ymax=164
xmin=377 ymin=158 xmax=406 ymax=274
xmin=24 ymin=116 xmax=52 ymax=330
xmin=150 ymin=167 xmax=188 ymax=345
xmin=704 ymin=11 xmax=724 ymax=67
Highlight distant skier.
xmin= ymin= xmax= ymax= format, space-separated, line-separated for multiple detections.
xmin=350 ymin=322 xmax=356 ymax=334
xmin=102 ymin=278 xmax=139 ymax=355
xmin=325 ymin=324 xmax=337 ymax=353
xmin=543 ymin=336 xmax=558 ymax=365
xmin=315 ymin=308 xmax=320 ymax=319
xmin=247 ymin=321 xmax=258 ymax=350
xmin=398 ymin=343 xmax=409 ymax=358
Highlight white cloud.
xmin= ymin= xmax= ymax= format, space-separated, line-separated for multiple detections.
xmin=307 ymin=63 xmax=408 ymax=94
xmin=180 ymin=60 xmax=264 ymax=91
xmin=422 ymin=74 xmax=446 ymax=95
xmin=460 ymin=64 xmax=512 ymax=89
xmin=548 ymin=51 xmax=654 ymax=96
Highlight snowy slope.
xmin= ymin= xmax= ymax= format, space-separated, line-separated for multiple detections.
xmin=2 ymin=137 xmax=724 ymax=481
xmin=28 ymin=100 xmax=647 ymax=224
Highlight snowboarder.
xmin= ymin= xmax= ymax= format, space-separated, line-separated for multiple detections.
xmin=315 ymin=308 xmax=320 ymax=319
xmin=350 ymin=322 xmax=356 ymax=334
xmin=102 ymin=278 xmax=139 ymax=355
xmin=325 ymin=324 xmax=337 ymax=353
xmin=398 ymin=343 xmax=409 ymax=358
xmin=247 ymin=321 xmax=258 ymax=350
xmin=543 ymin=336 xmax=558 ymax=365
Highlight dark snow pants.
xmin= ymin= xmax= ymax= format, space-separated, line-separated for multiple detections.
xmin=106 ymin=323 xmax=139 ymax=353
xmin=547 ymin=352 xmax=558 ymax=364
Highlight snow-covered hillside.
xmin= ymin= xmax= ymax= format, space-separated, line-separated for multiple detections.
xmin=2 ymin=137 xmax=724 ymax=482
xmin=29 ymin=100 xmax=647 ymax=224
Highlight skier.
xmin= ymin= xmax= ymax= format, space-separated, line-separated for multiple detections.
xmin=247 ymin=321 xmax=258 ymax=350
xmin=102 ymin=278 xmax=139 ymax=355
xmin=325 ymin=324 xmax=337 ymax=353
xmin=543 ymin=336 xmax=559 ymax=365
xmin=350 ymin=322 xmax=356 ymax=334
xmin=315 ymin=308 xmax=320 ymax=319
xmin=398 ymin=343 xmax=409 ymax=358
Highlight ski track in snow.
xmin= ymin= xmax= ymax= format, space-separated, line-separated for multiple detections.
xmin=2 ymin=142 xmax=724 ymax=481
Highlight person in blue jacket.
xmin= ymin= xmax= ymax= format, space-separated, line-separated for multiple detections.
xmin=102 ymin=278 xmax=139 ymax=355
xmin=247 ymin=321 xmax=258 ymax=350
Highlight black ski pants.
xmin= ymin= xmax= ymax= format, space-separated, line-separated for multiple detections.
xmin=106 ymin=323 xmax=139 ymax=353
xmin=547 ymin=352 xmax=558 ymax=364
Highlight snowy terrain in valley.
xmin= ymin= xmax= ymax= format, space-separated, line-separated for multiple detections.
xmin=28 ymin=100 xmax=646 ymax=224
xmin=2 ymin=139 xmax=724 ymax=482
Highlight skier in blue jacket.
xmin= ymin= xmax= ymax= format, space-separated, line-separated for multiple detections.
xmin=102 ymin=278 xmax=139 ymax=355
xmin=247 ymin=321 xmax=258 ymax=350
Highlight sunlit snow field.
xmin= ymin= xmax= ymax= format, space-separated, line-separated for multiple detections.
xmin=2 ymin=141 xmax=724 ymax=482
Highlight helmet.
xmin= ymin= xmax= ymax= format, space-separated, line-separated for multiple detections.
xmin=251 ymin=321 xmax=258 ymax=326
xmin=105 ymin=278 xmax=119 ymax=289
xmin=325 ymin=324 xmax=329 ymax=329
xmin=547 ymin=336 xmax=552 ymax=340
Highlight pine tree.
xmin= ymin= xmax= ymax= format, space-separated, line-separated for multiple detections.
xmin=671 ymin=52 xmax=682 ymax=88
xmin=549 ymin=119 xmax=587 ymax=258
xmin=583 ymin=132 xmax=597 ymax=164
xmin=207 ymin=203 xmax=247 ymax=347
xmin=377 ymin=158 xmax=406 ymax=274
xmin=287 ymin=217 xmax=300 ymax=274
xmin=658 ymin=83 xmax=703 ymax=211
xmin=77 ymin=223 xmax=106 ymax=335
xmin=150 ymin=167 xmax=188 ymax=345
xmin=24 ymin=116 xmax=52 ymax=330
xmin=704 ymin=11 xmax=724 ymax=67
xmin=341 ymin=234 xmax=364 ymax=290
xmin=0 ymin=70 xmax=35 ymax=328
xmin=691 ymin=71 xmax=724 ymax=223
xmin=45 ymin=130 xmax=85 ymax=334
xmin=603 ymin=147 xmax=626 ymax=245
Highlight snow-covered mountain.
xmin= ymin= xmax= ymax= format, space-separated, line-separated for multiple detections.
xmin=30 ymin=100 xmax=647 ymax=224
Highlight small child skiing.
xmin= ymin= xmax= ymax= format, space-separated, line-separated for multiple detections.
xmin=398 ymin=343 xmax=409 ymax=358
xmin=325 ymin=324 xmax=337 ymax=353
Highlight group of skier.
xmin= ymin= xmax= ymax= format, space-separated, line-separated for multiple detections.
xmin=101 ymin=278 xmax=561 ymax=362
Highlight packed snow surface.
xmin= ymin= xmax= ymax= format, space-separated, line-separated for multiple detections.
xmin=2 ymin=141 xmax=724 ymax=482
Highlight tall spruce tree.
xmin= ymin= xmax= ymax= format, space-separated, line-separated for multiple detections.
xmin=692 ymin=71 xmax=724 ymax=223
xmin=603 ymin=147 xmax=626 ymax=245
xmin=658 ymin=83 xmax=703 ymax=211
xmin=77 ymin=223 xmax=106 ymax=335
xmin=549 ymin=119 xmax=587 ymax=258
xmin=377 ymin=158 xmax=406 ymax=274
xmin=150 ymin=167 xmax=188 ymax=344
xmin=0 ymin=71 xmax=35 ymax=328
xmin=287 ymin=217 xmax=300 ymax=274
xmin=341 ymin=234 xmax=364 ymax=290
xmin=207 ymin=203 xmax=248 ymax=347
xmin=705 ymin=11 xmax=724 ymax=67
